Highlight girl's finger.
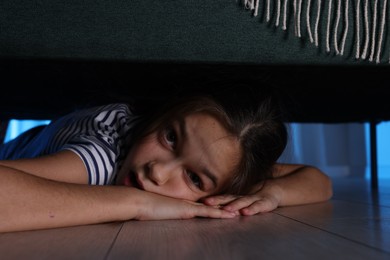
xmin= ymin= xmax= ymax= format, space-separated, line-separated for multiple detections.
xmin=193 ymin=205 xmax=237 ymax=219
xmin=221 ymin=196 xmax=258 ymax=212
xmin=240 ymin=199 xmax=278 ymax=216
xmin=202 ymin=194 xmax=241 ymax=206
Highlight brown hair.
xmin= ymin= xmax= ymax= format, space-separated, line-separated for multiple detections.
xmin=132 ymin=93 xmax=287 ymax=195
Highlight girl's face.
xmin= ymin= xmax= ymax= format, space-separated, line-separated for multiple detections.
xmin=116 ymin=112 xmax=241 ymax=201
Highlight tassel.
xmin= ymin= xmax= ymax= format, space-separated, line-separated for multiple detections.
xmin=314 ymin=0 xmax=322 ymax=47
xmin=244 ymin=0 xmax=254 ymax=10
xmin=361 ymin=0 xmax=370 ymax=60
xmin=356 ymin=0 xmax=362 ymax=59
xmin=282 ymin=0 xmax=289 ymax=30
xmin=334 ymin=0 xmax=342 ymax=55
xmin=297 ymin=0 xmax=303 ymax=37
xmin=306 ymin=0 xmax=314 ymax=43
xmin=254 ymin=0 xmax=260 ymax=16
xmin=293 ymin=0 xmax=297 ymax=35
xmin=242 ymin=0 xmax=389 ymax=64
xmin=377 ymin=0 xmax=388 ymax=63
xmin=369 ymin=0 xmax=379 ymax=62
xmin=276 ymin=0 xmax=281 ymax=27
xmin=266 ymin=0 xmax=271 ymax=22
xmin=326 ymin=0 xmax=333 ymax=53
xmin=293 ymin=0 xmax=303 ymax=37
xmin=340 ymin=0 xmax=349 ymax=55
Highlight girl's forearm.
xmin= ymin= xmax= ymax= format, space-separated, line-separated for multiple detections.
xmin=265 ymin=166 xmax=333 ymax=207
xmin=0 ymin=165 xmax=140 ymax=233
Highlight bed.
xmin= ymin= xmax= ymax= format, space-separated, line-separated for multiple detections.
xmin=1 ymin=0 xmax=389 ymax=187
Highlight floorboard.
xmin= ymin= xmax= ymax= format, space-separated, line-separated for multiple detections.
xmin=0 ymin=222 xmax=123 ymax=260
xmin=331 ymin=177 xmax=390 ymax=207
xmin=275 ymin=200 xmax=390 ymax=254
xmin=107 ymin=212 xmax=390 ymax=260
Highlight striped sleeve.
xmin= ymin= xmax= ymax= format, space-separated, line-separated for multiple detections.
xmin=49 ymin=104 xmax=135 ymax=185
xmin=64 ymin=136 xmax=116 ymax=185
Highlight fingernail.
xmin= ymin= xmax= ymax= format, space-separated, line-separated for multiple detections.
xmin=241 ymin=209 xmax=251 ymax=215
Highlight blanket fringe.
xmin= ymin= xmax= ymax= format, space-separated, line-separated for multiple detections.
xmin=242 ymin=0 xmax=389 ymax=64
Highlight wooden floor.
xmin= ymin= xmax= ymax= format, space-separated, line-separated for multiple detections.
xmin=1 ymin=177 xmax=389 ymax=260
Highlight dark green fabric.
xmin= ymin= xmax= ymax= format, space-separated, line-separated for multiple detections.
xmin=1 ymin=0 xmax=384 ymax=65
xmin=1 ymin=1 xmax=390 ymax=121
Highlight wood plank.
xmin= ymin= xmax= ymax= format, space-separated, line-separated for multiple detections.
xmin=331 ymin=177 xmax=390 ymax=206
xmin=107 ymin=214 xmax=390 ymax=259
xmin=275 ymin=200 xmax=390 ymax=254
xmin=0 ymin=222 xmax=123 ymax=260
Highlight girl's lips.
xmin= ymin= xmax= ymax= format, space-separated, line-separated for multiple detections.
xmin=123 ymin=172 xmax=133 ymax=187
xmin=124 ymin=171 xmax=144 ymax=190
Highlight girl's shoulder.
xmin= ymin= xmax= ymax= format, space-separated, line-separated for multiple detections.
xmin=60 ymin=103 xmax=135 ymax=123
xmin=77 ymin=103 xmax=133 ymax=116
xmin=48 ymin=103 xmax=139 ymax=139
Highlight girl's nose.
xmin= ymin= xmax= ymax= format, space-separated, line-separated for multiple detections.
xmin=147 ymin=161 xmax=179 ymax=186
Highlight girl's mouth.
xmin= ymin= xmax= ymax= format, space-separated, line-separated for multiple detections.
xmin=124 ymin=171 xmax=143 ymax=190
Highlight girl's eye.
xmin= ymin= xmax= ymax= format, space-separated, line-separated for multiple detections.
xmin=165 ymin=127 xmax=177 ymax=147
xmin=187 ymin=171 xmax=202 ymax=189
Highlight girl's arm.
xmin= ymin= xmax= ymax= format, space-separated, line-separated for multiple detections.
xmin=0 ymin=165 xmax=138 ymax=232
xmin=0 ymin=150 xmax=89 ymax=184
xmin=0 ymin=153 xmax=235 ymax=233
xmin=203 ymin=164 xmax=333 ymax=215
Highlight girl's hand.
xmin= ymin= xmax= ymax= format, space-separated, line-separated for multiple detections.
xmin=134 ymin=189 xmax=237 ymax=220
xmin=202 ymin=182 xmax=282 ymax=216
xmin=203 ymin=164 xmax=333 ymax=216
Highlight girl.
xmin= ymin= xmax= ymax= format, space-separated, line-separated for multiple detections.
xmin=0 ymin=93 xmax=332 ymax=233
